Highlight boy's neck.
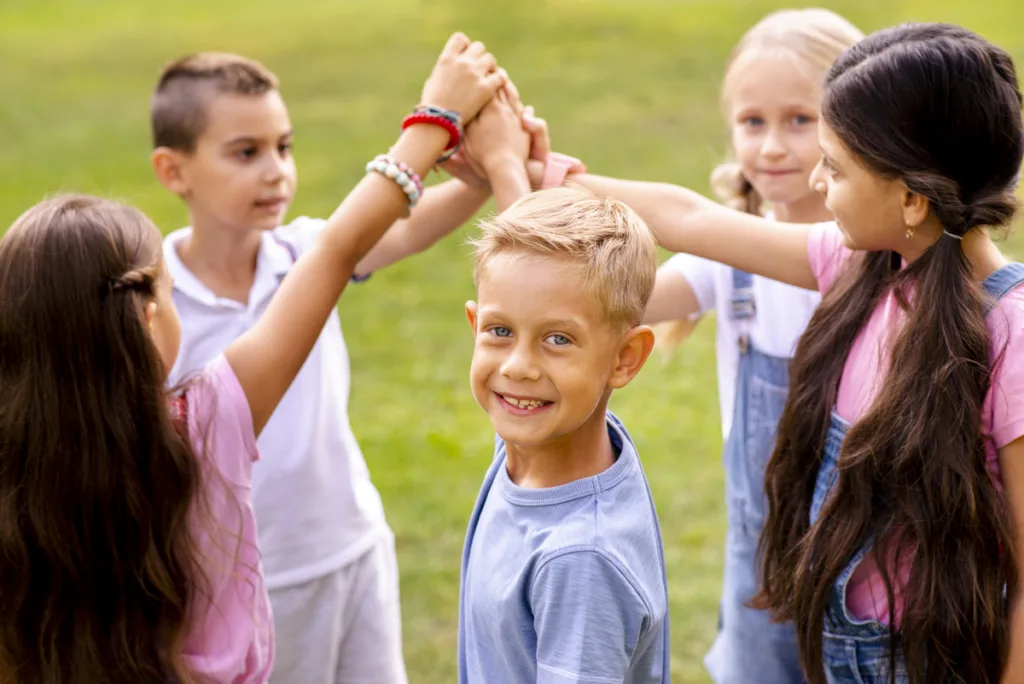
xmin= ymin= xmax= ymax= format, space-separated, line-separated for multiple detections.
xmin=178 ymin=219 xmax=264 ymax=305
xmin=504 ymin=405 xmax=616 ymax=490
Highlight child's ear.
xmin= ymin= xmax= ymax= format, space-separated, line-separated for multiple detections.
xmin=608 ymin=325 xmax=656 ymax=390
xmin=899 ymin=183 xmax=931 ymax=230
xmin=151 ymin=147 xmax=190 ymax=197
xmin=466 ymin=301 xmax=479 ymax=333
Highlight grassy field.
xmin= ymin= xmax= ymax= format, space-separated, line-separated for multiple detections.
xmin=3 ymin=1 xmax=1024 ymax=681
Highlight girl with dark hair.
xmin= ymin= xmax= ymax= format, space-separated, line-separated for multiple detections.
xmin=0 ymin=35 xmax=503 ymax=684
xmin=545 ymin=21 xmax=1024 ymax=684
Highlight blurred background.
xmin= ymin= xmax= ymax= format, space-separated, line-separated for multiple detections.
xmin=2 ymin=0 xmax=1023 ymax=681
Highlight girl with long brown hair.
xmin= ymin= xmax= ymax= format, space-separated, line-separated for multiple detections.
xmin=0 ymin=34 xmax=503 ymax=684
xmin=644 ymin=11 xmax=862 ymax=683
xmin=547 ymin=21 xmax=1024 ymax=684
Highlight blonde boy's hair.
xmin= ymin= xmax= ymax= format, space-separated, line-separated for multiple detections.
xmin=472 ymin=187 xmax=658 ymax=329
xmin=151 ymin=52 xmax=279 ymax=152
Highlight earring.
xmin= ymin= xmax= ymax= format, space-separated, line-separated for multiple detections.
xmin=905 ymin=223 xmax=915 ymax=239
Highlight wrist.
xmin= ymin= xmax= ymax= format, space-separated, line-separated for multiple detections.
xmin=540 ymin=152 xmax=581 ymax=189
xmin=481 ymin=151 xmax=525 ymax=175
xmin=389 ymin=124 xmax=450 ymax=177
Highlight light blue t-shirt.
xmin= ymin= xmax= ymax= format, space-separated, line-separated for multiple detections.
xmin=458 ymin=412 xmax=670 ymax=684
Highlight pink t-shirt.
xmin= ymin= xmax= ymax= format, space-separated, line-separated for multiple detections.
xmin=180 ymin=355 xmax=273 ymax=682
xmin=807 ymin=222 xmax=1024 ymax=625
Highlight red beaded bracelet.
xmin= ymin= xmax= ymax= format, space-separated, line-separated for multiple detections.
xmin=401 ymin=112 xmax=461 ymax=152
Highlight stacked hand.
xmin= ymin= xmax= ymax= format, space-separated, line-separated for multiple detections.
xmin=420 ymin=33 xmax=507 ymax=127
xmin=439 ymin=67 xmax=587 ymax=190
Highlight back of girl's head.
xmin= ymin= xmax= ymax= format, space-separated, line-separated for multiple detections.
xmin=823 ymin=23 xmax=1023 ymax=236
xmin=0 ymin=195 xmax=203 ymax=683
xmin=757 ymin=25 xmax=1024 ymax=684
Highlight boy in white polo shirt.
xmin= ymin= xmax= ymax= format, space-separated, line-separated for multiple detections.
xmin=149 ymin=50 xmax=521 ymax=683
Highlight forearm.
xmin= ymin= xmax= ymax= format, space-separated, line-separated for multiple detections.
xmin=354 ymin=178 xmax=489 ymax=275
xmin=400 ymin=178 xmax=490 ymax=249
xmin=228 ymin=124 xmax=449 ymax=433
xmin=486 ymin=157 xmax=532 ymax=212
xmin=568 ymin=173 xmax=817 ymax=290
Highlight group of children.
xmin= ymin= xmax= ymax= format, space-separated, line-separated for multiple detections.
xmin=1 ymin=8 xmax=1024 ymax=684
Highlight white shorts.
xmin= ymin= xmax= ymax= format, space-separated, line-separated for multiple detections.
xmin=268 ymin=532 xmax=407 ymax=684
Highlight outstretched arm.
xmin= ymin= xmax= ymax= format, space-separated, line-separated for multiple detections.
xmin=567 ymin=174 xmax=817 ymax=291
xmin=515 ymin=113 xmax=816 ymax=290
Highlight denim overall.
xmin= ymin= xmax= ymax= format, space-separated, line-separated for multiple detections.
xmin=706 ymin=269 xmax=803 ymax=684
xmin=808 ymin=262 xmax=1024 ymax=684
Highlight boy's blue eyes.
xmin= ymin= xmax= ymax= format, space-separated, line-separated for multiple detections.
xmin=486 ymin=328 xmax=570 ymax=346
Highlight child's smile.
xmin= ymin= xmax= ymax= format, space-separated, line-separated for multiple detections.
xmin=467 ymin=251 xmax=618 ymax=448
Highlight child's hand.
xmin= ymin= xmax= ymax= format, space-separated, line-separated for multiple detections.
xmin=463 ymin=90 xmax=531 ymax=174
xmin=421 ymin=33 xmax=506 ymax=124
xmin=504 ymin=75 xmax=589 ymax=185
xmin=525 ymin=159 xmax=546 ymax=190
xmin=439 ymin=148 xmax=490 ymax=189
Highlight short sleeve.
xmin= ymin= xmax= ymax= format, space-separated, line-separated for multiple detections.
xmin=531 ymin=550 xmax=650 ymax=684
xmin=807 ymin=222 xmax=853 ymax=293
xmin=186 ymin=355 xmax=261 ymax=485
xmin=662 ymin=253 xmax=718 ymax=316
xmin=987 ymin=297 xmax=1024 ymax=448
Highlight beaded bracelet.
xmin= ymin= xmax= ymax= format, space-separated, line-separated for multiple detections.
xmin=370 ymin=154 xmax=424 ymax=196
xmin=365 ymin=155 xmax=422 ymax=209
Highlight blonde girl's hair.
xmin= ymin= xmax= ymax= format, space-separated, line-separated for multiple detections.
xmin=655 ymin=9 xmax=864 ymax=354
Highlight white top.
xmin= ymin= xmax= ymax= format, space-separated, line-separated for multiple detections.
xmin=166 ymin=216 xmax=388 ymax=590
xmin=663 ymin=252 xmax=820 ymax=439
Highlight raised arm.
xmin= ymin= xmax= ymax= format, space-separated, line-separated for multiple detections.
xmin=568 ymin=174 xmax=817 ymax=291
xmin=514 ymin=112 xmax=817 ymax=290
xmin=353 ymin=178 xmax=490 ymax=277
xmin=225 ymin=33 xmax=505 ymax=434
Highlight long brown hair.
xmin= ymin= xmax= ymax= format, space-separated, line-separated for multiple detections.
xmin=0 ymin=195 xmax=205 ymax=683
xmin=754 ymin=24 xmax=1024 ymax=683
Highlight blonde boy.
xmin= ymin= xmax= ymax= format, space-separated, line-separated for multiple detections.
xmin=459 ymin=187 xmax=671 ymax=683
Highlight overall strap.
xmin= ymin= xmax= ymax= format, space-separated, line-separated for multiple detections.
xmin=981 ymin=262 xmax=1024 ymax=314
xmin=730 ymin=269 xmax=756 ymax=321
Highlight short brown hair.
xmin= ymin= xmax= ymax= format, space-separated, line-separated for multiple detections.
xmin=472 ymin=187 xmax=658 ymax=329
xmin=150 ymin=52 xmax=279 ymax=151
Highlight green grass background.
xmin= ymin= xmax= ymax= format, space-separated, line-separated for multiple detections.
xmin=2 ymin=1 xmax=1023 ymax=681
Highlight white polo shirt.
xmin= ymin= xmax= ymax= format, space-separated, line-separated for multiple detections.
xmin=165 ymin=217 xmax=388 ymax=590
xmin=663 ymin=251 xmax=821 ymax=440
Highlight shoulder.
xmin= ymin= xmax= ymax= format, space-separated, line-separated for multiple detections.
xmin=986 ymin=274 xmax=1024 ymax=448
xmin=807 ymin=221 xmax=853 ymax=293
xmin=185 ymin=355 xmax=260 ymax=479
xmin=531 ymin=547 xmax=649 ymax=608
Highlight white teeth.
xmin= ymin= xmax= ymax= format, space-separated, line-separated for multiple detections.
xmin=502 ymin=395 xmax=546 ymax=409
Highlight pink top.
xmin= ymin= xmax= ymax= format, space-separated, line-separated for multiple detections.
xmin=807 ymin=223 xmax=1024 ymax=625
xmin=181 ymin=355 xmax=273 ymax=682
